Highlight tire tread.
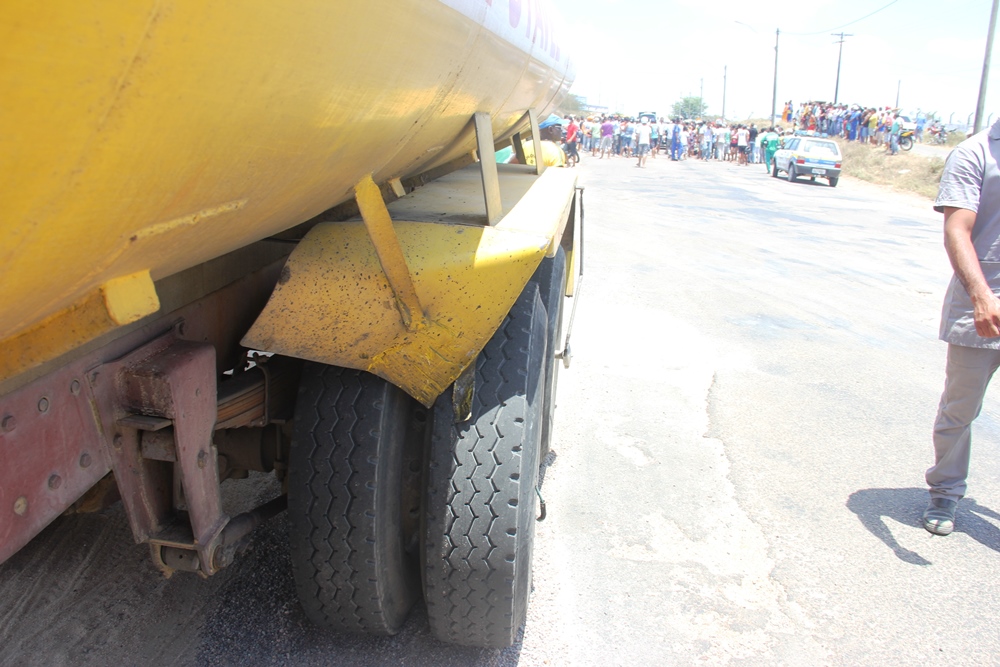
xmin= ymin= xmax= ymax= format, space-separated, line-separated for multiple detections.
xmin=423 ymin=285 xmax=546 ymax=647
xmin=288 ymin=365 xmax=418 ymax=635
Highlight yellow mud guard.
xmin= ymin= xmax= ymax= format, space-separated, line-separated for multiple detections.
xmin=242 ymin=166 xmax=577 ymax=407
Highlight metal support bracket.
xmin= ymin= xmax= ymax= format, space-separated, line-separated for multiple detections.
xmin=355 ymin=174 xmax=427 ymax=331
xmin=473 ymin=112 xmax=503 ymax=225
xmin=452 ymin=359 xmax=476 ymax=423
xmin=555 ymin=186 xmax=585 ymax=369
xmin=511 ymin=131 xmax=527 ymax=165
xmin=89 ymin=333 xmax=228 ymax=576
xmin=527 ymin=108 xmax=545 ymax=176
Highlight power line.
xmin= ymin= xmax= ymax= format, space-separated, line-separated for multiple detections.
xmin=786 ymin=0 xmax=900 ymax=36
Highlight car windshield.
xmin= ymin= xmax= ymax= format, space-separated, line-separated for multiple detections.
xmin=800 ymin=140 xmax=839 ymax=157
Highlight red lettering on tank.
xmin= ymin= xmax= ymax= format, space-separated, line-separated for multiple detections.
xmin=509 ymin=0 xmax=521 ymax=26
xmin=478 ymin=0 xmax=564 ymax=64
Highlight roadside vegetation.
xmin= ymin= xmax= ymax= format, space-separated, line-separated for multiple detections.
xmin=833 ymin=138 xmax=945 ymax=199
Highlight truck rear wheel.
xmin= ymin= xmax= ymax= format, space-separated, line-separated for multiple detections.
xmin=422 ymin=283 xmax=547 ymax=647
xmin=530 ymin=247 xmax=567 ymax=463
xmin=288 ymin=364 xmax=421 ymax=635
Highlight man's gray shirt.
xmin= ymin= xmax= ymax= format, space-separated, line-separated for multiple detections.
xmin=938 ymin=119 xmax=1000 ymax=348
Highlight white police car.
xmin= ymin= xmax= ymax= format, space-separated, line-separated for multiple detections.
xmin=772 ymin=137 xmax=843 ymax=187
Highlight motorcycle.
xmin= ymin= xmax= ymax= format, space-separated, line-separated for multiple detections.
xmin=899 ymin=128 xmax=915 ymax=151
xmin=929 ymin=126 xmax=948 ymax=145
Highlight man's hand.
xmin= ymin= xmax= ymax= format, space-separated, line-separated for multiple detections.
xmin=973 ymin=293 xmax=1000 ymax=337
xmin=943 ymin=206 xmax=1000 ymax=337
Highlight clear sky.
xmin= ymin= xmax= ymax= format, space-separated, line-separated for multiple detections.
xmin=549 ymin=0 xmax=998 ymax=127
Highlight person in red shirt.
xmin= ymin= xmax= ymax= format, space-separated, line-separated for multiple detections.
xmin=564 ymin=116 xmax=580 ymax=166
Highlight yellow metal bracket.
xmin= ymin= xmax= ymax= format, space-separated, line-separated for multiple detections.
xmin=354 ymin=174 xmax=427 ymax=332
xmin=102 ymin=270 xmax=160 ymax=325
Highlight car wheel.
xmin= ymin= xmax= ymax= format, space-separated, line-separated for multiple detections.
xmin=829 ymin=177 xmax=839 ymax=187
xmin=771 ymin=161 xmax=778 ymax=177
xmin=787 ymin=165 xmax=796 ymax=182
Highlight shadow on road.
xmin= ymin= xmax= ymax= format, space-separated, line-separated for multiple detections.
xmin=787 ymin=177 xmax=836 ymax=188
xmin=846 ymin=487 xmax=1000 ymax=565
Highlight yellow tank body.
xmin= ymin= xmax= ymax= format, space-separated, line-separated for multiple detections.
xmin=0 ymin=0 xmax=573 ymax=382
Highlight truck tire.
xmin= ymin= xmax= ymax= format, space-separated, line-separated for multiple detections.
xmin=423 ymin=283 xmax=547 ymax=647
xmin=529 ymin=247 xmax=567 ymax=463
xmin=288 ymin=364 xmax=421 ymax=635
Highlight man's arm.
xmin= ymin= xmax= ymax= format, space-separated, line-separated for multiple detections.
xmin=943 ymin=206 xmax=1000 ymax=337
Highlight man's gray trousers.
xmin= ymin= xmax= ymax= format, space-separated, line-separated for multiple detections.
xmin=927 ymin=344 xmax=1000 ymax=500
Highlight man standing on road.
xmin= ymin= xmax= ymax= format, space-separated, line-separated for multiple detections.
xmin=599 ymin=116 xmax=614 ymax=159
xmin=701 ymin=122 xmax=713 ymax=161
xmin=564 ymin=116 xmax=580 ymax=166
xmin=635 ymin=118 xmax=652 ymax=168
xmin=887 ymin=115 xmax=901 ymax=156
xmin=670 ymin=119 xmax=683 ymax=161
xmin=736 ymin=125 xmax=749 ymax=166
xmin=923 ymin=118 xmax=1000 ymax=536
xmin=714 ymin=123 xmax=727 ymax=160
xmin=762 ymin=127 xmax=779 ymax=172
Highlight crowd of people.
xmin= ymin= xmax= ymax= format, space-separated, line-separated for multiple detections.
xmin=559 ymin=115 xmax=787 ymax=169
xmin=780 ymin=100 xmax=947 ymax=155
xmin=549 ymin=100 xmax=946 ymax=170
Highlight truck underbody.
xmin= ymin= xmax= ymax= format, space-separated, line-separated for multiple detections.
xmin=1 ymin=139 xmax=583 ymax=647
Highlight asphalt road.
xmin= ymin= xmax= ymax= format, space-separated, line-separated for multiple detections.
xmin=4 ymin=151 xmax=998 ymax=666
xmin=909 ymin=141 xmax=952 ymax=159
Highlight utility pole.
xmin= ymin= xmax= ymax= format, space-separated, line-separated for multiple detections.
xmin=975 ymin=0 xmax=999 ymax=133
xmin=770 ymin=29 xmax=780 ymax=128
xmin=831 ymin=32 xmax=852 ymax=104
xmin=722 ymin=66 xmax=727 ymax=120
xmin=700 ymin=78 xmax=704 ymax=103
xmin=896 ymin=80 xmax=901 ymax=109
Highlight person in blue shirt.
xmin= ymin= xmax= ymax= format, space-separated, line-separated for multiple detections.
xmin=670 ymin=119 xmax=683 ymax=161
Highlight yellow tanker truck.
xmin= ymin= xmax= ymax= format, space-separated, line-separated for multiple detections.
xmin=0 ymin=0 xmax=582 ymax=648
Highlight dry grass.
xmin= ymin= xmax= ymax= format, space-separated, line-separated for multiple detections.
xmin=834 ymin=138 xmax=945 ymax=199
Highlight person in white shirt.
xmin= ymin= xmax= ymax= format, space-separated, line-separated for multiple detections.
xmin=635 ymin=118 xmax=653 ymax=167
xmin=714 ymin=123 xmax=726 ymax=160
xmin=663 ymin=120 xmax=675 ymax=148
xmin=736 ymin=125 xmax=750 ymax=165
xmin=701 ymin=123 xmax=713 ymax=161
